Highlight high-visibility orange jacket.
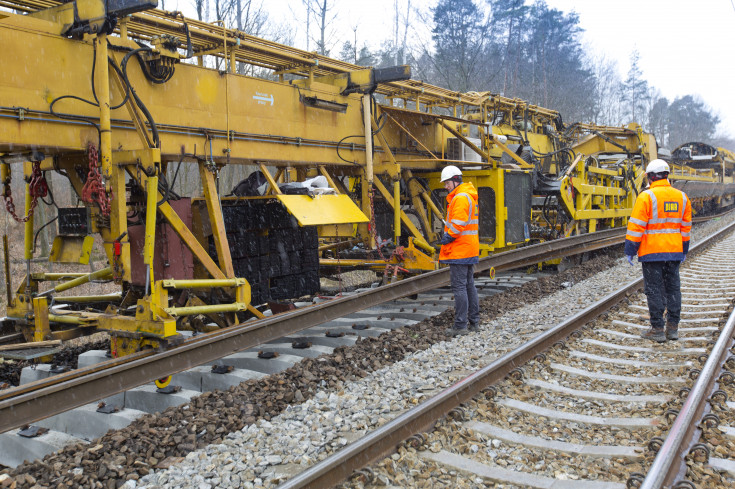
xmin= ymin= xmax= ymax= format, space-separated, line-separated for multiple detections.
xmin=624 ymin=179 xmax=692 ymax=262
xmin=439 ymin=182 xmax=480 ymax=264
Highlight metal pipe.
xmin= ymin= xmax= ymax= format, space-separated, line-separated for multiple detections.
xmin=38 ymin=267 xmax=113 ymax=296
xmin=421 ymin=191 xmax=445 ymax=222
xmin=165 ymin=303 xmax=245 ymax=317
xmin=47 ymin=314 xmax=88 ymax=325
xmin=52 ymin=294 xmax=122 ymax=303
xmin=318 ymin=239 xmax=360 ymax=253
xmin=162 ymin=278 xmax=245 ymax=289
xmin=36 ymin=273 xmax=93 ymax=280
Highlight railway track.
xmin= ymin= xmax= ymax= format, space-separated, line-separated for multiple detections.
xmin=0 ymin=271 xmax=545 ymax=468
xmin=269 ymin=221 xmax=735 ymax=488
xmin=0 ymin=226 xmax=631 ymax=434
xmin=0 ymin=213 xmax=731 ymax=488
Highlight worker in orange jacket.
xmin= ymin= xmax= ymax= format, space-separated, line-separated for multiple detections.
xmin=625 ymin=159 xmax=692 ymax=343
xmin=439 ymin=166 xmax=480 ymax=337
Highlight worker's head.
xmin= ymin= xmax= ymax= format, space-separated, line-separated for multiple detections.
xmin=645 ymin=159 xmax=670 ymax=182
xmin=440 ymin=165 xmax=462 ymax=191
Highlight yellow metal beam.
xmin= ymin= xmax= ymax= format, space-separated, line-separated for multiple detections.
xmin=199 ymin=161 xmax=235 ymax=278
xmin=259 ymin=163 xmax=282 ymax=195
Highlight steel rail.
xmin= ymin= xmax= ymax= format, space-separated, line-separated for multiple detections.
xmin=640 ymin=286 xmax=735 ymax=487
xmin=0 ymin=229 xmax=628 ymax=433
xmin=276 ymin=220 xmax=735 ymax=489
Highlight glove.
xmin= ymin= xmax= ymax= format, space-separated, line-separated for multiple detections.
xmin=626 ymin=255 xmax=635 ymax=266
xmin=439 ymin=232 xmax=455 ymax=245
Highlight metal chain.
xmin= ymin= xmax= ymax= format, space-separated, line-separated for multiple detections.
xmin=3 ymin=161 xmax=48 ymax=223
xmin=82 ymin=143 xmax=112 ymax=217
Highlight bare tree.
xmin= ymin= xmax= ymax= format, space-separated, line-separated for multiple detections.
xmin=307 ymin=0 xmax=338 ymax=56
xmin=588 ymin=52 xmax=624 ymax=126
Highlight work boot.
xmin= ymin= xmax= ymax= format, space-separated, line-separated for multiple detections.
xmin=641 ymin=328 xmax=666 ymax=343
xmin=444 ymin=327 xmax=468 ymax=337
xmin=666 ymin=323 xmax=679 ymax=341
xmin=469 ymin=323 xmax=480 ymax=332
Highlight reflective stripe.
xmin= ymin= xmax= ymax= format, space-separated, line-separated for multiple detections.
xmin=645 ymin=228 xmax=683 ymax=235
xmin=459 ymin=230 xmax=478 ymax=236
xmin=649 ymin=217 xmax=683 ymax=224
xmin=447 ymin=222 xmax=460 ymax=234
xmin=682 ymin=220 xmax=691 ymax=226
xmin=626 ymin=230 xmax=644 ymax=237
xmin=450 ymin=219 xmax=466 ymax=225
xmin=682 ymin=194 xmax=688 ymax=220
xmin=629 ymin=217 xmax=647 ymax=226
xmin=645 ymin=190 xmax=658 ymax=221
xmin=468 ymin=219 xmax=479 ymax=225
xmin=682 ymin=232 xmax=690 ymax=237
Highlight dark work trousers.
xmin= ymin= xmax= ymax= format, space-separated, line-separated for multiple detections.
xmin=641 ymin=260 xmax=682 ymax=330
xmin=449 ymin=264 xmax=480 ymax=330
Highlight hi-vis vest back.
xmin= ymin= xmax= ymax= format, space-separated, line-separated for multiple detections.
xmin=439 ymin=182 xmax=480 ymax=263
xmin=624 ymin=179 xmax=692 ymax=262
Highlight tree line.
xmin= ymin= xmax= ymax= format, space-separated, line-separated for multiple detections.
xmin=190 ymin=0 xmax=728 ymax=151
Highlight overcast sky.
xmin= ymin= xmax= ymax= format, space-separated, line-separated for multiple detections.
xmin=545 ymin=0 xmax=735 ymax=139
xmin=173 ymin=0 xmax=735 ymax=139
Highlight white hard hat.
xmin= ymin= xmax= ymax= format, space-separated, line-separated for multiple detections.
xmin=645 ymin=159 xmax=670 ymax=174
xmin=440 ymin=165 xmax=462 ymax=182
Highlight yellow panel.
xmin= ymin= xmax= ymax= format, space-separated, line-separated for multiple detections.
xmin=276 ymin=195 xmax=368 ymax=225
xmin=50 ymin=235 xmax=94 ymax=264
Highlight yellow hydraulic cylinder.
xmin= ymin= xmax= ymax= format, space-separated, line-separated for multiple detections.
xmin=412 ymin=238 xmax=436 ymax=255
xmin=143 ymin=174 xmax=158 ymax=291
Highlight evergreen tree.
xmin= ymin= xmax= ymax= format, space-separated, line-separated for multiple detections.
xmin=666 ymin=95 xmax=720 ymax=148
xmin=430 ymin=0 xmax=489 ymax=91
xmin=621 ymin=50 xmax=650 ymax=126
